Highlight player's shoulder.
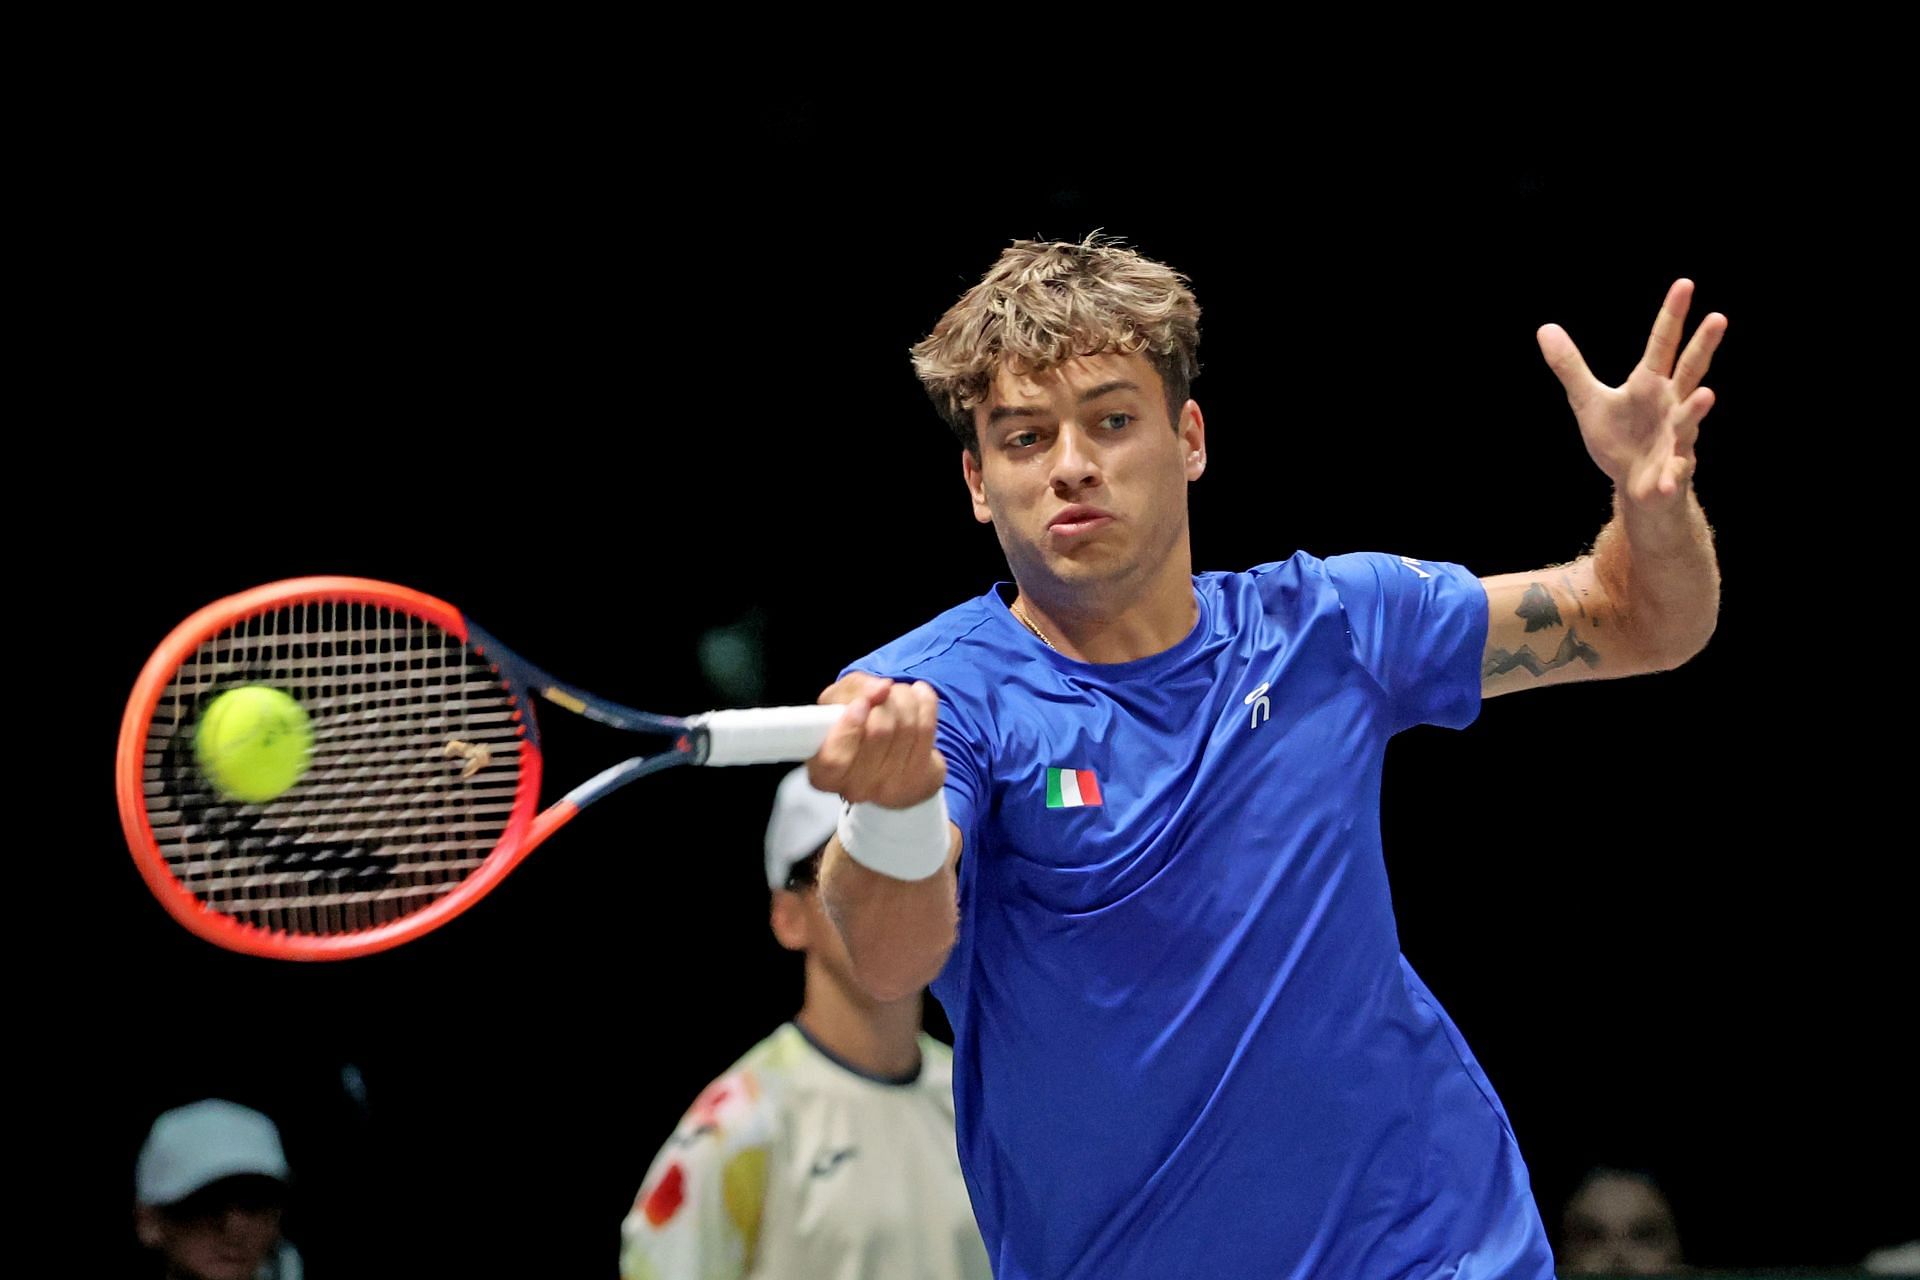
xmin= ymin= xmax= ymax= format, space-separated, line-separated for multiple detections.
xmin=844 ymin=590 xmax=1001 ymax=678
xmin=840 ymin=591 xmax=1017 ymax=724
xmin=1198 ymin=551 xmax=1343 ymax=620
xmin=1237 ymin=550 xmax=1469 ymax=600
xmin=1317 ymin=550 xmax=1481 ymax=601
xmin=1235 ymin=548 xmax=1442 ymax=588
xmin=1207 ymin=552 xmax=1481 ymax=640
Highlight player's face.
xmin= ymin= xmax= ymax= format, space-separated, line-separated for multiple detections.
xmin=963 ymin=351 xmax=1204 ymax=599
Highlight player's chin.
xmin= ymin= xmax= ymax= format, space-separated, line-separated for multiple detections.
xmin=1046 ymin=539 xmax=1131 ymax=578
xmin=1004 ymin=533 xmax=1124 ymax=590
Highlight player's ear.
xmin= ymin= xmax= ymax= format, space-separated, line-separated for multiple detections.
xmin=769 ymin=890 xmax=810 ymax=952
xmin=962 ymin=447 xmax=992 ymax=525
xmin=1180 ymin=401 xmax=1206 ymax=481
xmin=134 ymin=1204 xmax=165 ymax=1249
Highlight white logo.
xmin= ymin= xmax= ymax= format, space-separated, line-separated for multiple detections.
xmin=1398 ymin=555 xmax=1432 ymax=579
xmin=1244 ymin=681 xmax=1271 ymax=729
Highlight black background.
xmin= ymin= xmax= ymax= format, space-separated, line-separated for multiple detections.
xmin=45 ymin=76 xmax=1909 ymax=1277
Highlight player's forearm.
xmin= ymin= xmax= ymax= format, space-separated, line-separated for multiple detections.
xmin=819 ymin=831 xmax=959 ymax=1002
xmin=1591 ymin=488 xmax=1720 ymax=669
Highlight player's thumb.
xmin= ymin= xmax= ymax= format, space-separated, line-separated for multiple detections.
xmin=1536 ymin=324 xmax=1596 ymax=402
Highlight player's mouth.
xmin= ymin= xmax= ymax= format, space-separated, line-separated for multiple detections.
xmin=1048 ymin=505 xmax=1114 ymax=539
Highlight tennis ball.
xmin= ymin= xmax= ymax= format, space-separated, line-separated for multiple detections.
xmin=194 ymin=685 xmax=314 ymax=804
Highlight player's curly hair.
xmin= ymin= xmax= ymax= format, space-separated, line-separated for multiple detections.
xmin=911 ymin=234 xmax=1202 ymax=454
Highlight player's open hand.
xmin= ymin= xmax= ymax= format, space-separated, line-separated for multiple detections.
xmin=1537 ymin=279 xmax=1728 ymax=509
xmin=809 ymin=673 xmax=946 ymax=810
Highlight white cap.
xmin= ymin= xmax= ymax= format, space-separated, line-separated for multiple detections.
xmin=764 ymin=766 xmax=843 ymax=889
xmin=136 ymin=1099 xmax=291 ymax=1206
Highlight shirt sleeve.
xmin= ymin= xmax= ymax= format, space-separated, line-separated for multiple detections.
xmin=620 ymin=1069 xmax=777 ymax=1280
xmin=1324 ymin=552 xmax=1489 ymax=734
xmin=929 ymin=693 xmax=987 ymax=846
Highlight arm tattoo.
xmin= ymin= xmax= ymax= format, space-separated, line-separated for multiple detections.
xmin=1516 ymin=582 xmax=1563 ymax=632
xmin=1483 ymin=625 xmax=1603 ymax=680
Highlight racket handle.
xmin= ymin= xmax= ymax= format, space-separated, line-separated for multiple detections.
xmin=689 ymin=704 xmax=846 ymax=766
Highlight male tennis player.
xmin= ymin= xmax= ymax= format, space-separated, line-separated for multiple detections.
xmin=619 ymin=767 xmax=990 ymax=1280
xmin=806 ymin=237 xmax=1724 ymax=1278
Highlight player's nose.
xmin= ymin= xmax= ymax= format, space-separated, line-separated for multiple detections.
xmin=1049 ymin=425 xmax=1102 ymax=494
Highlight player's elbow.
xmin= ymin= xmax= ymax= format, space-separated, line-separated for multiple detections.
xmin=851 ymin=955 xmax=946 ymax=1004
xmin=1635 ymin=604 xmax=1719 ymax=673
xmin=1671 ymin=617 xmax=1717 ymax=668
xmin=1617 ymin=573 xmax=1720 ymax=674
xmin=844 ymin=915 xmax=956 ymax=1003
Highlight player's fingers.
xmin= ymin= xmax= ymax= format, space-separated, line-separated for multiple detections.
xmin=907 ymin=682 xmax=945 ymax=791
xmin=1658 ymin=452 xmax=1695 ymax=497
xmin=807 ymin=679 xmax=891 ymax=791
xmin=905 ymin=682 xmax=939 ymax=746
xmin=860 ymin=683 xmax=944 ymax=808
xmin=1639 ymin=278 xmax=1693 ymax=377
xmin=865 ymin=684 xmax=925 ymax=795
xmin=1672 ymin=386 xmax=1715 ymax=450
xmin=1672 ymin=311 xmax=1727 ymax=398
xmin=838 ymin=687 xmax=904 ymax=803
xmin=817 ymin=671 xmax=890 ymax=706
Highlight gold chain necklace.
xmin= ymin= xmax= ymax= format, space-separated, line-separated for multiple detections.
xmin=1010 ymin=598 xmax=1057 ymax=651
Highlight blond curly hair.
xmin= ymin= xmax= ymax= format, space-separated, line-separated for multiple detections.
xmin=911 ymin=235 xmax=1202 ymax=452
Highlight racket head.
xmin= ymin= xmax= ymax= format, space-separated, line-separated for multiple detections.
xmin=116 ymin=577 xmax=546 ymax=960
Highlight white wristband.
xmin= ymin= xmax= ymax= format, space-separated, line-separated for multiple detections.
xmin=837 ymin=791 xmax=951 ymax=882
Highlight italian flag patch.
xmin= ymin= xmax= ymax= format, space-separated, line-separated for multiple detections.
xmin=1045 ymin=767 xmax=1103 ymax=809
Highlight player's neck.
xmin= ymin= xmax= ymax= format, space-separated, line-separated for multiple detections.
xmin=797 ymin=958 xmax=924 ymax=1080
xmin=1015 ymin=547 xmax=1198 ymax=664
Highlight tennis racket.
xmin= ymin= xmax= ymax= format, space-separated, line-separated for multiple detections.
xmin=117 ymin=576 xmax=843 ymax=960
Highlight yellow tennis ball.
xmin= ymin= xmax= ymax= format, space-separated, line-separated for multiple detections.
xmin=194 ymin=686 xmax=314 ymax=804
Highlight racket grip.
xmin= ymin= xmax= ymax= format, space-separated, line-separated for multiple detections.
xmin=689 ymin=705 xmax=846 ymax=766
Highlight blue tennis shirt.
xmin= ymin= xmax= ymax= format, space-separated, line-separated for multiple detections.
xmin=844 ymin=551 xmax=1554 ymax=1279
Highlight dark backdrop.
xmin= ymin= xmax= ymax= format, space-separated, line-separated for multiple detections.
xmin=50 ymin=86 xmax=1908 ymax=1276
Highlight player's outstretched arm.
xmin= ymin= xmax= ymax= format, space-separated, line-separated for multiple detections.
xmin=1483 ymin=280 xmax=1725 ymax=699
xmin=809 ymin=674 xmax=961 ymax=1001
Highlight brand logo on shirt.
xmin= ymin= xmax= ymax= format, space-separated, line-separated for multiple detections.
xmin=809 ymin=1146 xmax=859 ymax=1178
xmin=1045 ymin=767 xmax=1102 ymax=809
xmin=1244 ymin=682 xmax=1272 ymax=729
xmin=1398 ymin=555 xmax=1432 ymax=579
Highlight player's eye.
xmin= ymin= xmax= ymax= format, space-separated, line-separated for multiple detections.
xmin=1100 ymin=413 xmax=1133 ymax=431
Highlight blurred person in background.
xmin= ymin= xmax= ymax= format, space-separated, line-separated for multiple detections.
xmin=134 ymin=1098 xmax=302 ymax=1280
xmin=1557 ymin=1165 xmax=1684 ymax=1275
xmin=619 ymin=767 xmax=990 ymax=1280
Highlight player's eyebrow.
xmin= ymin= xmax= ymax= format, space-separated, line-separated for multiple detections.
xmin=986 ymin=381 xmax=1143 ymax=425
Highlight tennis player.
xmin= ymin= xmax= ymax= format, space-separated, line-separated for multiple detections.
xmin=806 ymin=237 xmax=1724 ymax=1278
xmin=619 ymin=767 xmax=990 ymax=1280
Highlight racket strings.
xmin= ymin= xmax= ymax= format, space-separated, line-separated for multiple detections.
xmin=142 ymin=601 xmax=527 ymax=937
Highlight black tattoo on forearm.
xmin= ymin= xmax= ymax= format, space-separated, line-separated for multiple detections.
xmin=1483 ymin=625 xmax=1603 ymax=679
xmin=1516 ymin=583 xmax=1563 ymax=632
